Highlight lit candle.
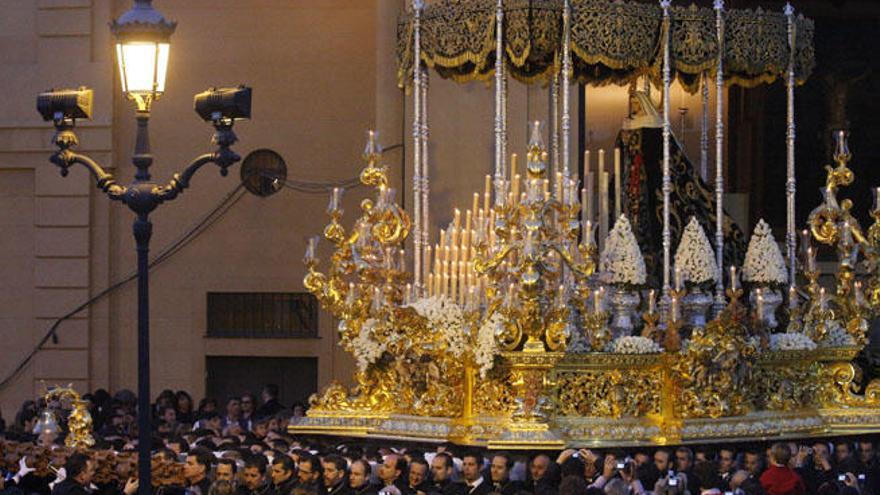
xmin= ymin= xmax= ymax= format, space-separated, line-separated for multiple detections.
xmin=328 ymin=187 xmax=344 ymax=213
xmin=472 ymin=193 xmax=480 ymax=219
xmin=648 ymin=289 xmax=656 ymax=315
xmin=614 ymin=148 xmax=622 ymax=219
xmin=405 ymin=283 xmax=412 ymax=305
xmin=674 ymin=266 xmax=684 ymax=291
xmin=789 ymin=285 xmax=798 ymax=310
xmin=510 ymin=153 xmax=518 ymax=181
xmin=756 ymin=288 xmax=765 ymax=323
xmin=799 ymin=229 xmax=811 ymax=256
xmin=806 ymin=247 xmax=817 ymax=273
xmin=855 ymin=281 xmax=865 ymax=307
xmin=729 ymin=266 xmax=738 ymax=291
xmin=593 ymin=289 xmax=602 ymax=314
xmin=304 ymin=236 xmax=318 ymax=264
xmin=671 ymin=294 xmax=680 ymax=322
xmin=819 ymin=287 xmax=827 ymax=310
xmin=398 ymin=248 xmax=406 ymax=272
xmin=512 ymin=175 xmax=521 ymax=205
xmin=599 ymin=167 xmax=609 ymax=253
xmin=585 ymin=149 xmax=594 ymax=223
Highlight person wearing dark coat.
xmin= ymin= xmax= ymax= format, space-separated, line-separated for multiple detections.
xmin=257 ymin=386 xmax=284 ymax=419
xmin=295 ymin=455 xmax=324 ymax=495
xmin=488 ymin=454 xmax=525 ymax=495
xmin=269 ymin=456 xmax=298 ymax=495
xmin=459 ymin=454 xmax=490 ymax=495
xmin=429 ymin=454 xmax=464 ymax=495
xmin=237 ymin=456 xmax=271 ymax=495
xmin=51 ymin=454 xmax=93 ymax=495
xmin=348 ymin=460 xmax=378 ymax=495
xmin=322 ymin=456 xmax=352 ymax=495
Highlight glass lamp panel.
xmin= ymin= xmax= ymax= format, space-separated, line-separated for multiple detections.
xmin=116 ymin=42 xmax=170 ymax=95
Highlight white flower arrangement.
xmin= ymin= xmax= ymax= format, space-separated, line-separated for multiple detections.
xmin=818 ymin=323 xmax=856 ymax=347
xmin=604 ymin=335 xmax=662 ymax=354
xmin=600 ymin=215 xmax=647 ymax=286
xmin=474 ymin=311 xmax=503 ymax=378
xmin=743 ymin=219 xmax=788 ymax=286
xmin=768 ymin=333 xmax=817 ymax=351
xmin=408 ymin=296 xmax=502 ymax=377
xmin=674 ymin=217 xmax=718 ymax=286
xmin=407 ymin=296 xmax=467 ymax=357
xmin=351 ymin=318 xmax=388 ymax=372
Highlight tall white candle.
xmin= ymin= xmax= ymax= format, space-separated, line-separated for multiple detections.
xmin=599 ymin=168 xmax=609 ymax=253
xmin=614 ymin=148 xmax=622 ymax=219
xmin=648 ymin=289 xmax=656 ymax=315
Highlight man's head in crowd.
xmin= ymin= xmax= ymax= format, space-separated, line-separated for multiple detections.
xmin=835 ymin=440 xmax=853 ymax=463
xmin=271 ymin=455 xmax=295 ymax=486
xmin=349 ymin=459 xmax=371 ymax=489
xmin=298 ymin=454 xmax=323 ymax=486
xmin=226 ymin=398 xmax=242 ymax=419
xmin=718 ymin=448 xmax=736 ymax=475
xmin=242 ymin=456 xmax=268 ymax=490
xmin=654 ymin=449 xmax=672 ymax=473
xmin=261 ymin=384 xmax=279 ymax=404
xmin=770 ymin=442 xmax=791 ymax=467
xmin=743 ymin=450 xmax=763 ymax=477
xmin=159 ymin=406 xmax=176 ymax=424
xmin=431 ymin=452 xmax=455 ymax=484
xmin=184 ymin=450 xmax=214 ymax=484
xmin=675 ymin=447 xmax=694 ymax=473
xmin=461 ymin=452 xmax=483 ymax=483
xmin=215 ymin=459 xmax=237 ymax=483
xmin=379 ymin=453 xmax=407 ymax=486
xmin=203 ymin=412 xmax=222 ymax=432
xmin=66 ymin=452 xmax=96 ymax=486
xmin=241 ymin=394 xmax=257 ymax=416
xmin=408 ymin=458 xmax=429 ymax=488
xmin=490 ymin=453 xmax=513 ymax=483
xmin=529 ymin=453 xmax=551 ymax=482
xmin=859 ymin=440 xmax=875 ymax=464
xmin=322 ymin=454 xmax=348 ymax=489
xmin=253 ymin=419 xmax=269 ymax=439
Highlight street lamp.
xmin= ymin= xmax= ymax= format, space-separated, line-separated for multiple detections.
xmin=36 ymin=2 xmax=251 ymax=493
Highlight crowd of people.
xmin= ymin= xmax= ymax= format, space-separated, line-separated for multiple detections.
xmin=0 ymin=385 xmax=878 ymax=495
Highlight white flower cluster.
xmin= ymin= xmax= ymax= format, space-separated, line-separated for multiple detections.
xmin=407 ymin=296 xmax=467 ymax=357
xmin=600 ymin=215 xmax=647 ymax=286
xmin=819 ymin=323 xmax=856 ymax=347
xmin=474 ymin=312 xmax=503 ymax=378
xmin=743 ymin=219 xmax=788 ymax=285
xmin=768 ymin=333 xmax=817 ymax=351
xmin=674 ymin=217 xmax=718 ymax=285
xmin=604 ymin=335 xmax=662 ymax=354
xmin=351 ymin=318 xmax=388 ymax=372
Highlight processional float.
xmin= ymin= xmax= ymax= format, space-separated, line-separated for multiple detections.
xmin=291 ymin=0 xmax=880 ymax=448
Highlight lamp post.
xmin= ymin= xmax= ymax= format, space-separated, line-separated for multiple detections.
xmin=36 ymin=2 xmax=251 ymax=493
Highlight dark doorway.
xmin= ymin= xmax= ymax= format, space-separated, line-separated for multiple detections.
xmin=205 ymin=356 xmax=318 ymax=408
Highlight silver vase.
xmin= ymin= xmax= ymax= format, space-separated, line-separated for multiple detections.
xmin=750 ymin=289 xmax=783 ymax=329
xmin=683 ymin=289 xmax=713 ymax=328
xmin=611 ymin=289 xmax=640 ymax=339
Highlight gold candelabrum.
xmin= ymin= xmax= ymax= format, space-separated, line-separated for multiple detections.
xmin=295 ymin=126 xmax=880 ymax=448
xmin=41 ymin=384 xmax=94 ymax=449
xmin=806 ymin=130 xmax=877 ymax=345
xmin=474 ymin=122 xmax=596 ymax=353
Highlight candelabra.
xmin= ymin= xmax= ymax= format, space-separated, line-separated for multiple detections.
xmin=474 ymin=122 xmax=595 ymax=353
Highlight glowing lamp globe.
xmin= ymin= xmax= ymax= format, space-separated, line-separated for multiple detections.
xmin=110 ymin=0 xmax=177 ymax=110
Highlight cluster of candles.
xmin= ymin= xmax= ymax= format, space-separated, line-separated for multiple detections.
xmin=583 ymin=148 xmax=623 ymax=253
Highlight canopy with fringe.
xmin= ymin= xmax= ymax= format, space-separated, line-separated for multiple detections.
xmin=397 ymin=0 xmax=815 ymax=92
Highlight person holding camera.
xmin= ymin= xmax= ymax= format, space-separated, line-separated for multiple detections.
xmin=759 ymin=443 xmax=805 ymax=495
xmin=652 ymin=470 xmax=688 ymax=495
